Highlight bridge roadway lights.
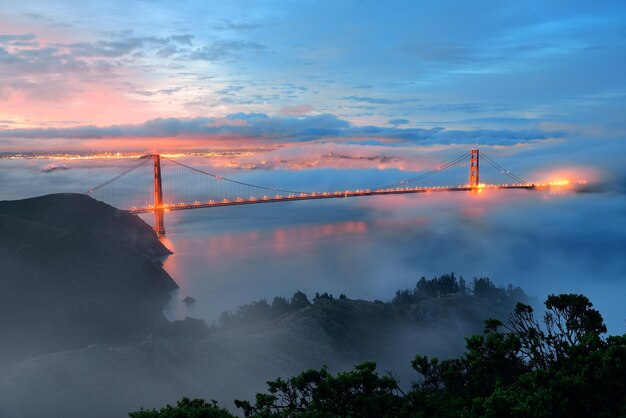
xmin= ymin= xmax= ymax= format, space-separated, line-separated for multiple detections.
xmin=139 ymin=148 xmax=527 ymax=234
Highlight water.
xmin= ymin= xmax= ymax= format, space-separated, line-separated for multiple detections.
xmin=2 ymin=156 xmax=625 ymax=333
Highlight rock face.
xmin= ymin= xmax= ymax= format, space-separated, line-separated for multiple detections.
xmin=0 ymin=193 xmax=177 ymax=365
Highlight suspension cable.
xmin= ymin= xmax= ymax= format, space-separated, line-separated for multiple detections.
xmin=480 ymin=153 xmax=527 ymax=184
xmin=85 ymin=158 xmax=151 ymax=194
xmin=378 ymin=153 xmax=468 ymax=189
xmin=160 ymin=156 xmax=313 ymax=195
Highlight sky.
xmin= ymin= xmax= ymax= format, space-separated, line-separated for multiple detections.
xmin=1 ymin=1 xmax=625 ymax=311
xmin=0 ymin=0 xmax=624 ymax=168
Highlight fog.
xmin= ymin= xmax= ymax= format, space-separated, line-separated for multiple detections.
xmin=0 ymin=151 xmax=625 ymax=417
xmin=1 ymin=153 xmax=624 ymax=330
xmin=154 ymin=179 xmax=626 ymax=334
xmin=0 ymin=300 xmax=499 ymax=417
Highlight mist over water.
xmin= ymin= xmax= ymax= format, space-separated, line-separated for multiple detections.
xmin=2 ymin=156 xmax=625 ymax=333
xmin=156 ymin=188 xmax=626 ymax=333
xmin=1 ymin=154 xmax=625 ymax=418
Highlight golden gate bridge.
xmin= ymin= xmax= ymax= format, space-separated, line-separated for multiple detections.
xmin=86 ymin=149 xmax=536 ymax=235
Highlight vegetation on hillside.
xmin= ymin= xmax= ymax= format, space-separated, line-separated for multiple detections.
xmin=216 ymin=273 xmax=526 ymax=329
xmin=391 ymin=273 xmax=526 ymax=304
xmin=130 ymin=291 xmax=626 ymax=417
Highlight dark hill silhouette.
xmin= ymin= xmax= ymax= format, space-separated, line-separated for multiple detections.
xmin=0 ymin=290 xmax=525 ymax=418
xmin=0 ymin=193 xmax=177 ymax=365
xmin=0 ymin=194 xmax=530 ymax=418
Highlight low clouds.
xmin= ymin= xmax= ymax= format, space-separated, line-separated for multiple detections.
xmin=0 ymin=113 xmax=563 ymax=147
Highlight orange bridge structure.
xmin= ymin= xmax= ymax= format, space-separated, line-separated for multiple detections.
xmin=87 ymin=149 xmax=536 ymax=235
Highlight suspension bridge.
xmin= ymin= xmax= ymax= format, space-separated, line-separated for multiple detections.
xmin=86 ymin=149 xmax=535 ymax=235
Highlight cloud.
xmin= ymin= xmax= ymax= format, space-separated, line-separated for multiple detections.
xmin=189 ymin=39 xmax=266 ymax=61
xmin=127 ymin=85 xmax=184 ymax=97
xmin=0 ymin=43 xmax=88 ymax=75
xmin=457 ymin=117 xmax=543 ymax=126
xmin=63 ymin=38 xmax=145 ymax=58
xmin=388 ymin=119 xmax=410 ymax=127
xmin=166 ymin=35 xmax=194 ymax=46
xmin=215 ymin=85 xmax=246 ymax=95
xmin=0 ymin=39 xmax=91 ymax=100
xmin=425 ymin=103 xmax=490 ymax=114
xmin=0 ymin=113 xmax=564 ymax=147
xmin=0 ymin=33 xmax=38 ymax=45
xmin=280 ymin=105 xmax=314 ymax=115
xmin=60 ymin=34 xmax=195 ymax=58
xmin=0 ymin=31 xmax=197 ymax=101
xmin=341 ymin=96 xmax=419 ymax=105
xmin=213 ymin=19 xmax=262 ymax=31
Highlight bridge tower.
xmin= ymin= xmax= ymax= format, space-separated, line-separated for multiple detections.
xmin=469 ymin=149 xmax=479 ymax=188
xmin=152 ymin=154 xmax=166 ymax=235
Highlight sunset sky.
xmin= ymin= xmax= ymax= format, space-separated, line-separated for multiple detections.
xmin=1 ymin=0 xmax=626 ymax=334
xmin=0 ymin=0 xmax=625 ymax=177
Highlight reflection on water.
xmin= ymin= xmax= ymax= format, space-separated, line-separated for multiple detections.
xmin=158 ymin=206 xmax=375 ymax=321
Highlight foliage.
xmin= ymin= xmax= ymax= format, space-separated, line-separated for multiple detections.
xmin=218 ymin=274 xmax=527 ymax=329
xmin=234 ymin=362 xmax=405 ymax=418
xmin=409 ymin=318 xmax=527 ymax=417
xmin=506 ymin=294 xmax=606 ymax=369
xmin=407 ymin=293 xmax=625 ymax=417
xmin=290 ymin=291 xmax=311 ymax=309
xmin=218 ymin=291 xmax=311 ymax=328
xmin=131 ymin=293 xmax=626 ymax=417
xmin=128 ymin=398 xmax=235 ymax=418
xmin=313 ymin=292 xmax=334 ymax=302
xmin=218 ymin=290 xmax=355 ymax=328
xmin=391 ymin=273 xmax=526 ymax=305
xmin=478 ymin=334 xmax=626 ymax=417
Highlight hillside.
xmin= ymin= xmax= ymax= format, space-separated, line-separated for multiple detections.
xmin=0 ymin=292 xmax=522 ymax=418
xmin=0 ymin=193 xmax=177 ymax=365
xmin=0 ymin=194 xmax=527 ymax=418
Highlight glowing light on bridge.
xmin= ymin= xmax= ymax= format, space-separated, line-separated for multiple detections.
xmin=84 ymin=149 xmax=576 ymax=235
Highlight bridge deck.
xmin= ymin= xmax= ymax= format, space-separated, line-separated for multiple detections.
xmin=128 ymin=184 xmax=535 ymax=214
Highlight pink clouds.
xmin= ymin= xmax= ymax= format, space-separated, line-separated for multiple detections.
xmin=0 ymin=111 xmax=559 ymax=153
xmin=0 ymin=25 xmax=199 ymax=130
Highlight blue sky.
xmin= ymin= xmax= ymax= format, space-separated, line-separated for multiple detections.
xmin=0 ymin=0 xmax=625 ymax=173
